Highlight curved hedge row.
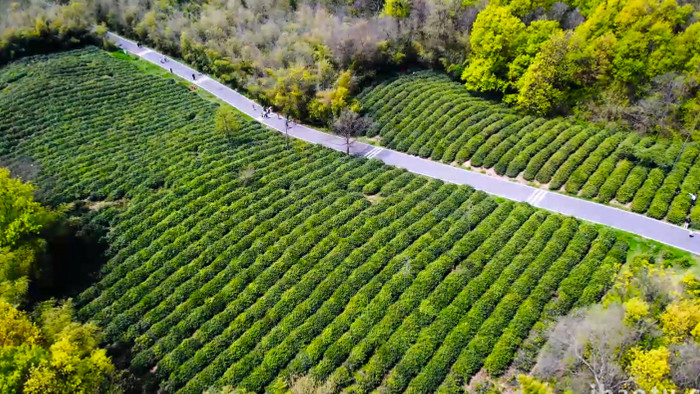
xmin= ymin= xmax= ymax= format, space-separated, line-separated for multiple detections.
xmin=359 ymin=73 xmax=700 ymax=226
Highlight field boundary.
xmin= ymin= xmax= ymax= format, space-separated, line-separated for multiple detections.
xmin=107 ymin=32 xmax=700 ymax=255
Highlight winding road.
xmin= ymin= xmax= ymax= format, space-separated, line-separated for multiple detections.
xmin=109 ymin=32 xmax=700 ymax=255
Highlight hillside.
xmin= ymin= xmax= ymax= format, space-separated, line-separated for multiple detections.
xmin=0 ymin=48 xmax=634 ymax=392
xmin=359 ymin=72 xmax=700 ymax=227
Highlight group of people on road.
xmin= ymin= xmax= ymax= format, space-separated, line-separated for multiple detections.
xmin=261 ymin=106 xmax=275 ymax=119
xmin=252 ymin=103 xmax=295 ymax=130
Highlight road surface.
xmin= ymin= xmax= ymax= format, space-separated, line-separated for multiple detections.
xmin=108 ymin=32 xmax=700 ymax=255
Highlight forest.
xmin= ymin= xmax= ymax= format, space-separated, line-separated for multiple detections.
xmin=1 ymin=0 xmax=699 ymax=137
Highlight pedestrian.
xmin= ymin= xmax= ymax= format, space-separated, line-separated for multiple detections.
xmin=169 ymin=68 xmax=173 ymax=73
xmin=690 ymin=229 xmax=695 ymax=238
xmin=285 ymin=118 xmax=289 ymax=130
xmin=192 ymin=73 xmax=196 ymax=81
xmin=252 ymin=103 xmax=256 ymax=111
xmin=277 ymin=113 xmax=281 ymax=119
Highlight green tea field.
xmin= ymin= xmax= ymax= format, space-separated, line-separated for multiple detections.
xmin=0 ymin=48 xmax=628 ymax=393
xmin=359 ymin=73 xmax=700 ymax=227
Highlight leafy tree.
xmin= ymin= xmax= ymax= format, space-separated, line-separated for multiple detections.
xmin=331 ymin=110 xmax=373 ymax=155
xmin=0 ymin=300 xmax=117 ymax=393
xmin=515 ymin=31 xmax=572 ymax=114
xmin=462 ymin=5 xmax=526 ymax=93
xmin=0 ymin=168 xmax=50 ymax=247
xmin=0 ymin=169 xmax=56 ymax=305
xmin=659 ymin=300 xmax=700 ymax=344
xmin=624 ymin=297 xmax=650 ymax=324
xmin=265 ymin=66 xmax=317 ymax=122
xmin=239 ymin=167 xmax=256 ymax=188
xmin=506 ymin=20 xmax=562 ymax=87
xmin=383 ymin=0 xmax=411 ymax=18
xmin=517 ymin=374 xmax=554 ymax=394
xmin=628 ymin=346 xmax=675 ymax=392
xmin=215 ymin=105 xmax=241 ymax=143
xmin=308 ymin=70 xmax=359 ymax=124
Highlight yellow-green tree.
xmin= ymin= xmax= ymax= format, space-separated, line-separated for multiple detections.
xmin=628 ymin=347 xmax=676 ymax=392
xmin=518 ymin=374 xmax=555 ymax=394
xmin=462 ymin=5 xmax=526 ymax=93
xmin=0 ymin=168 xmax=56 ymax=305
xmin=660 ymin=299 xmax=700 ymax=344
xmin=215 ymin=105 xmax=242 ymax=143
xmin=0 ymin=300 xmax=117 ymax=393
xmin=383 ymin=0 xmax=411 ymax=18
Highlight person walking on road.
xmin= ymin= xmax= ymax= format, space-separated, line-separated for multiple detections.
xmin=192 ymin=73 xmax=196 ymax=81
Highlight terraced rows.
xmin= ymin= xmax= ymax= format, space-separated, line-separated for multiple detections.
xmin=359 ymin=72 xmax=700 ymax=227
xmin=0 ymin=48 xmax=627 ymax=392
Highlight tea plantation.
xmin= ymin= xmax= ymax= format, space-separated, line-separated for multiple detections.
xmin=0 ymin=48 xmax=627 ymax=392
xmin=359 ymin=72 xmax=700 ymax=227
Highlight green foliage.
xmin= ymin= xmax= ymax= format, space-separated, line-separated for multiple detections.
xmin=360 ymin=72 xmax=700 ymax=224
xmin=0 ymin=300 xmax=117 ymax=393
xmin=517 ymin=374 xmax=554 ymax=394
xmin=383 ymin=0 xmax=411 ymax=18
xmin=0 ymin=168 xmax=50 ymax=247
xmin=0 ymin=2 xmax=100 ymax=65
xmin=0 ymin=49 xmax=633 ymax=392
xmin=462 ymin=5 xmax=527 ymax=93
xmin=0 ymin=169 xmax=56 ymax=305
xmin=215 ymin=105 xmax=242 ymax=142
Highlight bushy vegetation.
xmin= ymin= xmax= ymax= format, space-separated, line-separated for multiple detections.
xmin=0 ymin=169 xmax=119 ymax=392
xmin=0 ymin=48 xmax=630 ymax=392
xmin=360 ymin=73 xmax=700 ymax=226
xmin=5 ymin=0 xmax=697 ymax=134
xmin=533 ymin=255 xmax=700 ymax=393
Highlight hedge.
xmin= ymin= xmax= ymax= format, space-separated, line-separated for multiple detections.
xmin=647 ymin=146 xmax=699 ymax=219
xmin=630 ymin=168 xmax=666 ymax=213
xmin=616 ymin=165 xmax=649 ymax=204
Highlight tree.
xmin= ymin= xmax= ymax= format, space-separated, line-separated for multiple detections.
xmin=535 ymin=305 xmax=640 ymax=393
xmin=627 ymin=346 xmax=675 ymax=392
xmin=383 ymin=0 xmax=411 ymax=18
xmin=215 ymin=105 xmax=241 ymax=143
xmin=239 ymin=167 xmax=256 ymax=188
xmin=669 ymin=342 xmax=700 ymax=390
xmin=659 ymin=299 xmax=700 ymax=344
xmin=461 ymin=5 xmax=526 ymax=93
xmin=0 ymin=168 xmax=50 ymax=247
xmin=515 ymin=31 xmax=573 ymax=114
xmin=331 ymin=110 xmax=373 ymax=155
xmin=0 ymin=169 xmax=56 ymax=305
xmin=517 ymin=374 xmax=555 ymax=394
xmin=0 ymin=300 xmax=117 ymax=393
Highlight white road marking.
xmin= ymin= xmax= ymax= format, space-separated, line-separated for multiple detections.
xmin=526 ymin=189 xmax=547 ymax=206
xmin=365 ymin=147 xmax=383 ymax=159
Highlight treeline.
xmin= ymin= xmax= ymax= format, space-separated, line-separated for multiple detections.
xmin=2 ymin=0 xmax=698 ymax=134
xmin=465 ymin=0 xmax=700 ymax=136
xmin=0 ymin=1 xmax=104 ymax=66
xmin=0 ymin=169 xmax=121 ymax=393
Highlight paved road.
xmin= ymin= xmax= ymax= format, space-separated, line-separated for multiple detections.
xmin=109 ymin=32 xmax=700 ymax=255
